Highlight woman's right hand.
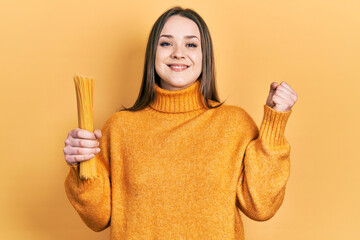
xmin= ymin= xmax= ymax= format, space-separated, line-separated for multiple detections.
xmin=63 ymin=128 xmax=102 ymax=166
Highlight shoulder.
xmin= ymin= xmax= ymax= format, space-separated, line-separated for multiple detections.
xmin=100 ymin=110 xmax=132 ymax=131
xmin=101 ymin=108 xmax=148 ymax=132
xmin=209 ymin=101 xmax=259 ymax=137
xmin=210 ymin=101 xmax=256 ymax=124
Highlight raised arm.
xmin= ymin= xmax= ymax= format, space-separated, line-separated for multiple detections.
xmin=236 ymin=81 xmax=297 ymax=221
xmin=236 ymin=104 xmax=292 ymax=221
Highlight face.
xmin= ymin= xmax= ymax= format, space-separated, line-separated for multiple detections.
xmin=155 ymin=15 xmax=202 ymax=90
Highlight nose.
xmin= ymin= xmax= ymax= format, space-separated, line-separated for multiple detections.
xmin=171 ymin=45 xmax=185 ymax=59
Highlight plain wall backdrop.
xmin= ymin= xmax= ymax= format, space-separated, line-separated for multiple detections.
xmin=0 ymin=0 xmax=359 ymax=239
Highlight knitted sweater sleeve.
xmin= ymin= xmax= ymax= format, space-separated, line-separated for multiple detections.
xmin=64 ymin=118 xmax=112 ymax=232
xmin=236 ymin=104 xmax=292 ymax=221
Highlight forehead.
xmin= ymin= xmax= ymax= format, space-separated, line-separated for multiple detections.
xmin=160 ymin=15 xmax=200 ymax=38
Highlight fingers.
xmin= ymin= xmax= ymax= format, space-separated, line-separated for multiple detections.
xmin=64 ymin=153 xmax=95 ymax=166
xmin=66 ymin=138 xmax=99 ymax=148
xmin=65 ymin=128 xmax=101 ymax=147
xmin=270 ymin=82 xmax=297 ymax=99
xmin=269 ymin=82 xmax=279 ymax=92
xmin=275 ymin=82 xmax=298 ymax=102
xmin=270 ymin=81 xmax=294 ymax=94
xmin=272 ymin=94 xmax=289 ymax=106
xmin=266 ymin=82 xmax=280 ymax=107
xmin=274 ymin=86 xmax=293 ymax=99
xmin=94 ymin=129 xmax=102 ymax=139
xmin=79 ymin=138 xmax=99 ymax=148
xmin=278 ymin=81 xmax=297 ymax=96
xmin=64 ymin=128 xmax=102 ymax=166
xmin=69 ymin=128 xmax=97 ymax=140
xmin=63 ymin=146 xmax=100 ymax=155
xmin=279 ymin=81 xmax=293 ymax=92
xmin=266 ymin=81 xmax=298 ymax=112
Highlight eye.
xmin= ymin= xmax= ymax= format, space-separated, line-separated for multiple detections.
xmin=186 ymin=43 xmax=197 ymax=48
xmin=160 ymin=42 xmax=171 ymax=47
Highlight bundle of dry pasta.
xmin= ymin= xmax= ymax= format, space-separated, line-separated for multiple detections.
xmin=73 ymin=74 xmax=97 ymax=180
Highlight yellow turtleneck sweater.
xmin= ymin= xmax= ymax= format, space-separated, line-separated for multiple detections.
xmin=64 ymin=80 xmax=292 ymax=240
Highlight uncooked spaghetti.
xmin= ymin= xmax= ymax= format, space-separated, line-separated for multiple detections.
xmin=73 ymin=74 xmax=97 ymax=180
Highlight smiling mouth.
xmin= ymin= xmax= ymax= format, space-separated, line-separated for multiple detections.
xmin=167 ymin=65 xmax=189 ymax=72
xmin=167 ymin=65 xmax=189 ymax=68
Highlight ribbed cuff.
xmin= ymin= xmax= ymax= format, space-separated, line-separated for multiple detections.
xmin=69 ymin=164 xmax=80 ymax=179
xmin=259 ymin=104 xmax=292 ymax=146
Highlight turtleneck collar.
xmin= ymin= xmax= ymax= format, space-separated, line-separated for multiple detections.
xmin=149 ymin=80 xmax=206 ymax=113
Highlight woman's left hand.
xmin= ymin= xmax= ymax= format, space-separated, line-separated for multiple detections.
xmin=266 ymin=81 xmax=298 ymax=112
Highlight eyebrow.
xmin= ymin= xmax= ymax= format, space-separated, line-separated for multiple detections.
xmin=159 ymin=34 xmax=200 ymax=40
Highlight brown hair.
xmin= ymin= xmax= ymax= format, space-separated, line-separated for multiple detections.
xmin=119 ymin=6 xmax=225 ymax=112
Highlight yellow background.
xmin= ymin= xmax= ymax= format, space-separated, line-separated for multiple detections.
xmin=1 ymin=0 xmax=359 ymax=239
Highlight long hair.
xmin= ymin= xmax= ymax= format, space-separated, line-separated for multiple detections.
xmin=119 ymin=6 xmax=225 ymax=112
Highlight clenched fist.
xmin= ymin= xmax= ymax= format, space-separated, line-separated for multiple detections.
xmin=266 ymin=81 xmax=298 ymax=112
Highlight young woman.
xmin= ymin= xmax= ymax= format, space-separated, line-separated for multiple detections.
xmin=64 ymin=6 xmax=297 ymax=240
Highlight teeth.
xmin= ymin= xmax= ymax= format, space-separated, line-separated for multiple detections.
xmin=170 ymin=65 xmax=187 ymax=68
